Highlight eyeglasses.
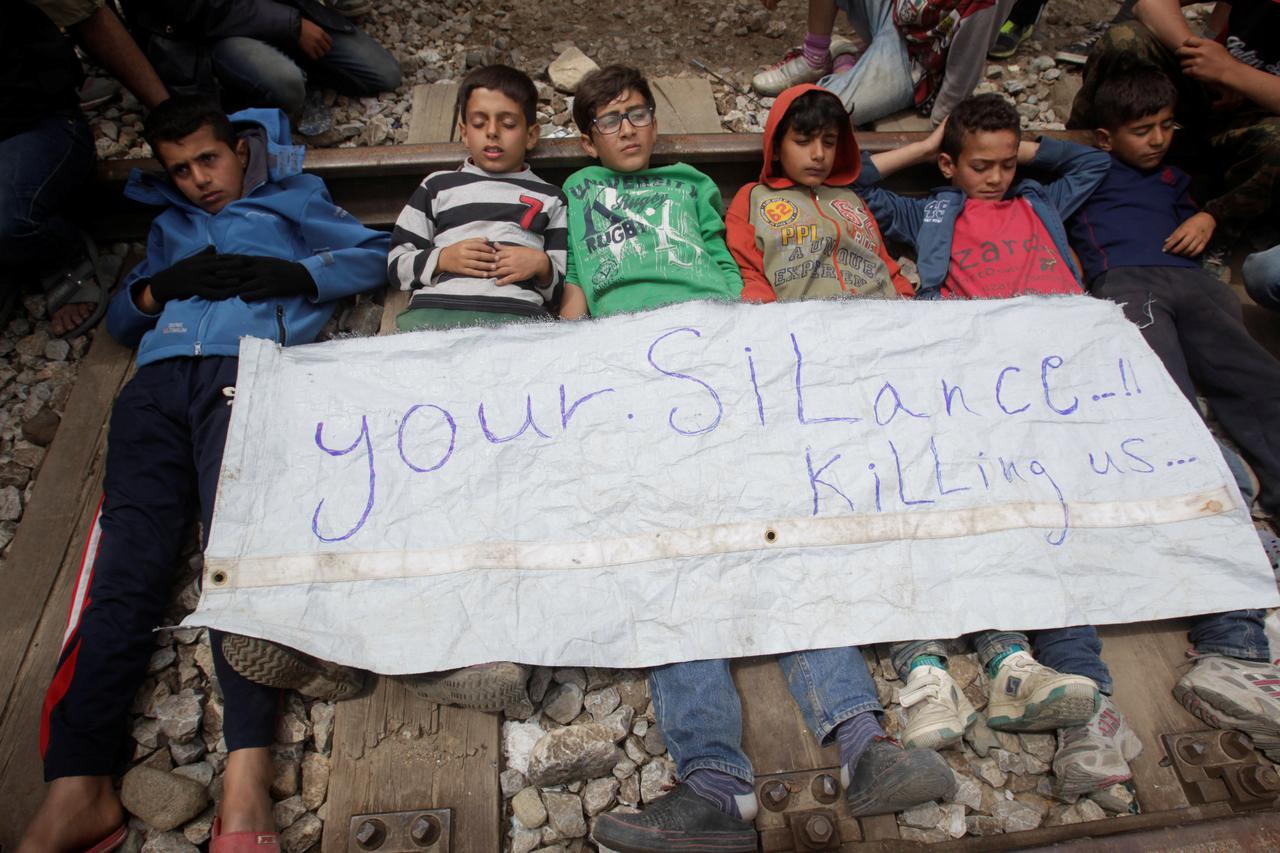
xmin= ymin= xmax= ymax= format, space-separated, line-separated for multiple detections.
xmin=592 ymin=106 xmax=655 ymax=135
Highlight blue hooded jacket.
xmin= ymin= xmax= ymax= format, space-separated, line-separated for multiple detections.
xmin=107 ymin=108 xmax=390 ymax=366
xmin=853 ymin=137 xmax=1110 ymax=298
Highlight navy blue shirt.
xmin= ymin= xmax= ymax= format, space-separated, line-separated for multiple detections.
xmin=1068 ymin=155 xmax=1201 ymax=286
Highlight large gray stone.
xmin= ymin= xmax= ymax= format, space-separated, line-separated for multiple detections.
xmin=526 ymin=723 xmax=620 ymax=786
xmin=120 ymin=765 xmax=209 ymax=833
xmin=547 ymin=47 xmax=599 ymax=94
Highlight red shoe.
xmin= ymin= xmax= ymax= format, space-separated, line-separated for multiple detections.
xmin=82 ymin=825 xmax=127 ymax=853
xmin=210 ymin=818 xmax=280 ymax=852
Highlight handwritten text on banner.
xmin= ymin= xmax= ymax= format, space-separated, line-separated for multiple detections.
xmin=186 ymin=297 xmax=1277 ymax=672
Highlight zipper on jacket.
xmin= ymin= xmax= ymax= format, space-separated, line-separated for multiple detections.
xmin=276 ymin=305 xmax=288 ymax=345
xmin=191 ymin=236 xmax=216 ymax=356
xmin=809 ymin=188 xmax=849 ymax=292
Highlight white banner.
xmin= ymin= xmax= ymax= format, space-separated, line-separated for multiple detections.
xmin=185 ymin=297 xmax=1278 ymax=672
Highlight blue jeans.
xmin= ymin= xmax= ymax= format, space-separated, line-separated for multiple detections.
xmin=1244 ymin=245 xmax=1280 ymax=312
xmin=820 ymin=0 xmax=916 ymax=123
xmin=1191 ymin=610 xmax=1270 ymax=662
xmin=891 ymin=626 xmax=1114 ymax=695
xmin=211 ymin=28 xmax=401 ymax=115
xmin=0 ymin=112 xmax=94 ymax=272
xmin=650 ymin=647 xmax=881 ymax=783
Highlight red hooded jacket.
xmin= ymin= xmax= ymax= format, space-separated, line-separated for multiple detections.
xmin=726 ymin=84 xmax=913 ymax=304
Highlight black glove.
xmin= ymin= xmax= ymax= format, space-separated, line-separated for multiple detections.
xmin=223 ymin=255 xmax=318 ymax=302
xmin=146 ymin=248 xmax=254 ymax=303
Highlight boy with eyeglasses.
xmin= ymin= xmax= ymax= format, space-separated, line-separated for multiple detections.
xmin=558 ymin=65 xmax=743 ymax=319
xmin=565 ymin=67 xmax=955 ymax=853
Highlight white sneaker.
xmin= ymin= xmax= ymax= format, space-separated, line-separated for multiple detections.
xmin=986 ymin=651 xmax=1101 ymax=732
xmin=1175 ymin=656 xmax=1280 ymax=760
xmin=1053 ymin=695 xmax=1143 ymax=797
xmin=751 ymin=48 xmax=829 ymax=96
xmin=898 ymin=664 xmax=977 ymax=750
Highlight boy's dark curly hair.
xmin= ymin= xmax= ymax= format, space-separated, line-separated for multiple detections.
xmin=941 ymin=94 xmax=1020 ymax=158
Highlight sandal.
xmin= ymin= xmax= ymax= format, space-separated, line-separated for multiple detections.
xmin=82 ymin=824 xmax=127 ymax=853
xmin=210 ymin=817 xmax=280 ymax=851
xmin=41 ymin=230 xmax=110 ymax=339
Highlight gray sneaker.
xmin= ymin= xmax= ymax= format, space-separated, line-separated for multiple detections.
xmin=1053 ymin=695 xmax=1143 ymax=797
xmin=1175 ymin=656 xmax=1280 ymax=759
xmin=844 ymin=739 xmax=957 ymax=816
xmin=399 ymin=662 xmax=529 ymax=711
xmin=986 ymin=651 xmax=1101 ymax=731
xmin=752 ymin=48 xmax=829 ymax=96
xmin=220 ymin=634 xmax=366 ymax=701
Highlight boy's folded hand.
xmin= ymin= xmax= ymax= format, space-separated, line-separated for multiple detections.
xmin=493 ymin=244 xmax=552 ymax=286
xmin=1163 ymin=211 xmax=1215 ymax=258
xmin=221 ymin=256 xmax=318 ymax=302
xmin=147 ymin=250 xmax=253 ymax=303
xmin=438 ymin=238 xmax=499 ymax=278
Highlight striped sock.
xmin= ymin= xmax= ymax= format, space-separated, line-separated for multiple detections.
xmin=910 ymin=654 xmax=945 ymax=671
xmin=987 ymin=645 xmax=1025 ymax=679
xmin=685 ymin=769 xmax=758 ymax=821
xmin=803 ymin=33 xmax=832 ymax=69
xmin=836 ymin=711 xmax=885 ymax=786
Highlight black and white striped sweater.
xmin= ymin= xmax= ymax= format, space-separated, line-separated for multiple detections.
xmin=387 ymin=159 xmax=568 ymax=315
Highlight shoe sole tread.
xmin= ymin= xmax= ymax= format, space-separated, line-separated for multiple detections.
xmin=221 ymin=634 xmax=364 ymax=701
xmin=988 ymin=686 xmax=1100 ymax=731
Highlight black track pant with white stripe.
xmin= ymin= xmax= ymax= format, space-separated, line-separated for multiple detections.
xmin=41 ymin=356 xmax=277 ymax=779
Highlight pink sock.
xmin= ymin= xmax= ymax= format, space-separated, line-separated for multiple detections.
xmin=833 ymin=51 xmax=857 ymax=73
xmin=803 ymin=33 xmax=832 ymax=69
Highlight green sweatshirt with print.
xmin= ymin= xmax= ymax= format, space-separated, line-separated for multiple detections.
xmin=563 ymin=162 xmax=744 ymax=318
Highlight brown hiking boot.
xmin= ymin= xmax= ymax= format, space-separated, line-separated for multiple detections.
xmin=220 ymin=634 xmax=366 ymax=701
xmin=399 ymin=662 xmax=529 ymax=711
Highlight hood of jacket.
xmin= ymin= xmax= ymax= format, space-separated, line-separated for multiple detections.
xmin=124 ymin=108 xmax=306 ymax=209
xmin=760 ymin=84 xmax=861 ymax=189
